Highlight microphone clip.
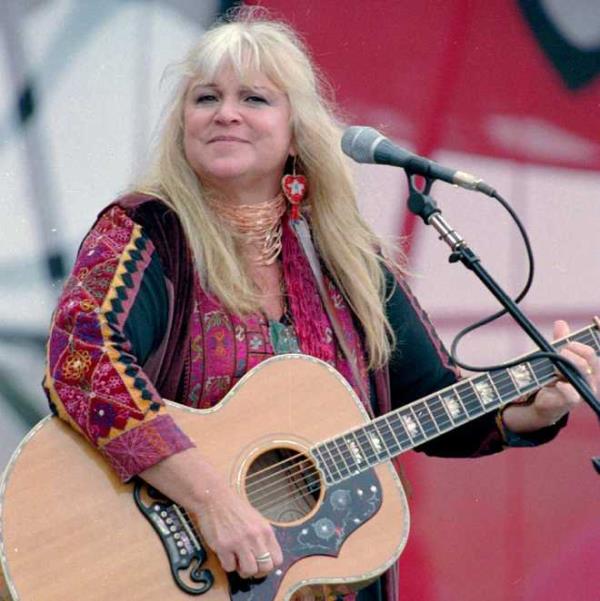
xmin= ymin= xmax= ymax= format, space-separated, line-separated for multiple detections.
xmin=407 ymin=174 xmax=439 ymax=224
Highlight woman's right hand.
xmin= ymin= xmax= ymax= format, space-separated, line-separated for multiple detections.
xmin=140 ymin=447 xmax=282 ymax=579
xmin=191 ymin=477 xmax=283 ymax=578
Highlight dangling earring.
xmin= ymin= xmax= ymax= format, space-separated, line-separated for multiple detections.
xmin=281 ymin=156 xmax=307 ymax=221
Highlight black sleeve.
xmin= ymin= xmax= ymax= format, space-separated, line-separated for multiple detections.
xmin=122 ymin=250 xmax=169 ymax=365
xmin=384 ymin=267 xmax=565 ymax=457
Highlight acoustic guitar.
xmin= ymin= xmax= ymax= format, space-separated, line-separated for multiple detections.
xmin=1 ymin=322 xmax=598 ymax=601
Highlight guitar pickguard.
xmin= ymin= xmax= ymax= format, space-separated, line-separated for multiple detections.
xmin=229 ymin=469 xmax=382 ymax=601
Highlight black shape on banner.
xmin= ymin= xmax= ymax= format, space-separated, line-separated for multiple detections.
xmin=518 ymin=0 xmax=600 ymax=90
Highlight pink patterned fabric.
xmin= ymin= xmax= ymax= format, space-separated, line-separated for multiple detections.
xmin=187 ymin=280 xmax=276 ymax=409
xmin=44 ymin=206 xmax=194 ymax=481
xmin=186 ymin=216 xmax=372 ymax=415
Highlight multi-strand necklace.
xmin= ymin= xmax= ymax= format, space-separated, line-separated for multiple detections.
xmin=209 ymin=193 xmax=287 ymax=265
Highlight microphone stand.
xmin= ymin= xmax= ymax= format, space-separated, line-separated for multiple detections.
xmin=406 ymin=175 xmax=600 ymax=473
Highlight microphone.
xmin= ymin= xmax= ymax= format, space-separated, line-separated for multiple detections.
xmin=341 ymin=126 xmax=495 ymax=196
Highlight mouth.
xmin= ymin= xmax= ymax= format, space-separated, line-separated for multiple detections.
xmin=208 ymin=136 xmax=248 ymax=143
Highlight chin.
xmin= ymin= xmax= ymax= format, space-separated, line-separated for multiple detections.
xmin=193 ymin=160 xmax=250 ymax=181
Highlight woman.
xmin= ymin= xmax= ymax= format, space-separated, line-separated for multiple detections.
xmin=43 ymin=9 xmax=598 ymax=601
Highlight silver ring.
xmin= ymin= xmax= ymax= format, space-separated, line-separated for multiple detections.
xmin=255 ymin=552 xmax=272 ymax=563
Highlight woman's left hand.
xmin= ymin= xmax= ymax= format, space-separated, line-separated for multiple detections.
xmin=501 ymin=320 xmax=599 ymax=433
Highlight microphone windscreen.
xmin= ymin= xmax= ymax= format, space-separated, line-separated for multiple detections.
xmin=341 ymin=126 xmax=382 ymax=163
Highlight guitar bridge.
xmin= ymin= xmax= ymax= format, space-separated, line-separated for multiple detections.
xmin=133 ymin=480 xmax=214 ymax=595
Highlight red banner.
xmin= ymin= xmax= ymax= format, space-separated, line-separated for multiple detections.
xmin=257 ymin=0 xmax=600 ymax=171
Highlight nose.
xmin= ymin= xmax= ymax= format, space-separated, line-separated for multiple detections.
xmin=214 ymin=97 xmax=241 ymax=124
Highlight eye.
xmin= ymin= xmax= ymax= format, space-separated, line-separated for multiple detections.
xmin=195 ymin=93 xmax=218 ymax=104
xmin=245 ymin=95 xmax=268 ymax=104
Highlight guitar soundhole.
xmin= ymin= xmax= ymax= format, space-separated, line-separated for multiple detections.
xmin=244 ymin=447 xmax=322 ymax=524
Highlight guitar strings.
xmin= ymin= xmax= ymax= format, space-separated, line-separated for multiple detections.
xmin=248 ymin=329 xmax=592 ymax=490
xmin=246 ymin=455 xmax=314 ymax=496
xmin=246 ymin=358 xmax=558 ymax=502
xmin=176 ymin=329 xmax=598 ymax=527
xmin=246 ymin=458 xmax=318 ymax=501
xmin=244 ymin=329 xmax=596 ymax=510
xmin=246 ymin=357 xmax=556 ymax=494
xmin=252 ymin=476 xmax=321 ymax=516
xmin=245 ymin=451 xmax=312 ymax=482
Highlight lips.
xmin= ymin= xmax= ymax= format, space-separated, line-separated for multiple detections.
xmin=208 ymin=136 xmax=248 ymax=143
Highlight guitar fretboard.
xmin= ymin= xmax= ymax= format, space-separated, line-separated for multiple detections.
xmin=311 ymin=323 xmax=600 ymax=485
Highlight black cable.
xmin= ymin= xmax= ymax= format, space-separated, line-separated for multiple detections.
xmin=448 ymin=189 xmax=570 ymax=374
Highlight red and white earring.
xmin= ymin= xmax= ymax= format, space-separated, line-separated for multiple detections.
xmin=281 ymin=156 xmax=307 ymax=221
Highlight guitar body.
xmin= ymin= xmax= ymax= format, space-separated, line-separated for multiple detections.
xmin=0 ymin=355 xmax=409 ymax=601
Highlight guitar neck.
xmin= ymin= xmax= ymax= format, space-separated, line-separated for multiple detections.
xmin=312 ymin=323 xmax=600 ymax=485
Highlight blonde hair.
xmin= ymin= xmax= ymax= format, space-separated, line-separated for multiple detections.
xmin=135 ymin=7 xmax=401 ymax=369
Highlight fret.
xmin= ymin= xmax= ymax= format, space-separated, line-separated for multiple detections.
xmin=342 ymin=433 xmax=367 ymax=472
xmin=339 ymin=436 xmax=363 ymax=475
xmin=423 ymin=400 xmax=442 ymax=434
xmin=363 ymin=422 xmax=391 ymax=461
xmin=530 ymin=356 xmax=554 ymax=384
xmin=386 ymin=409 xmax=415 ymax=449
xmin=484 ymin=373 xmax=502 ymax=405
xmin=387 ymin=412 xmax=413 ymax=448
xmin=455 ymin=381 xmax=482 ymax=417
xmin=383 ymin=413 xmax=410 ymax=450
xmin=490 ymin=368 xmax=518 ymax=401
xmin=321 ymin=441 xmax=345 ymax=481
xmin=472 ymin=374 xmax=498 ymax=408
xmin=505 ymin=364 xmax=520 ymax=392
xmin=466 ymin=380 xmax=487 ymax=417
xmin=527 ymin=362 xmax=542 ymax=387
xmin=505 ymin=365 xmax=526 ymax=396
xmin=353 ymin=428 xmax=379 ymax=466
xmin=312 ymin=446 xmax=335 ymax=484
xmin=428 ymin=394 xmax=453 ymax=430
xmin=508 ymin=362 xmax=538 ymax=395
xmin=439 ymin=388 xmax=468 ymax=424
xmin=375 ymin=416 xmax=403 ymax=455
xmin=328 ymin=439 xmax=356 ymax=478
xmin=411 ymin=401 xmax=439 ymax=437
xmin=398 ymin=408 xmax=426 ymax=444
xmin=352 ymin=429 xmax=374 ymax=467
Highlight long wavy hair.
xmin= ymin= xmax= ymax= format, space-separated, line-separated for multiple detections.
xmin=135 ymin=8 xmax=401 ymax=369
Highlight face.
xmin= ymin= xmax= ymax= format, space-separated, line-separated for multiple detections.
xmin=183 ymin=64 xmax=295 ymax=202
